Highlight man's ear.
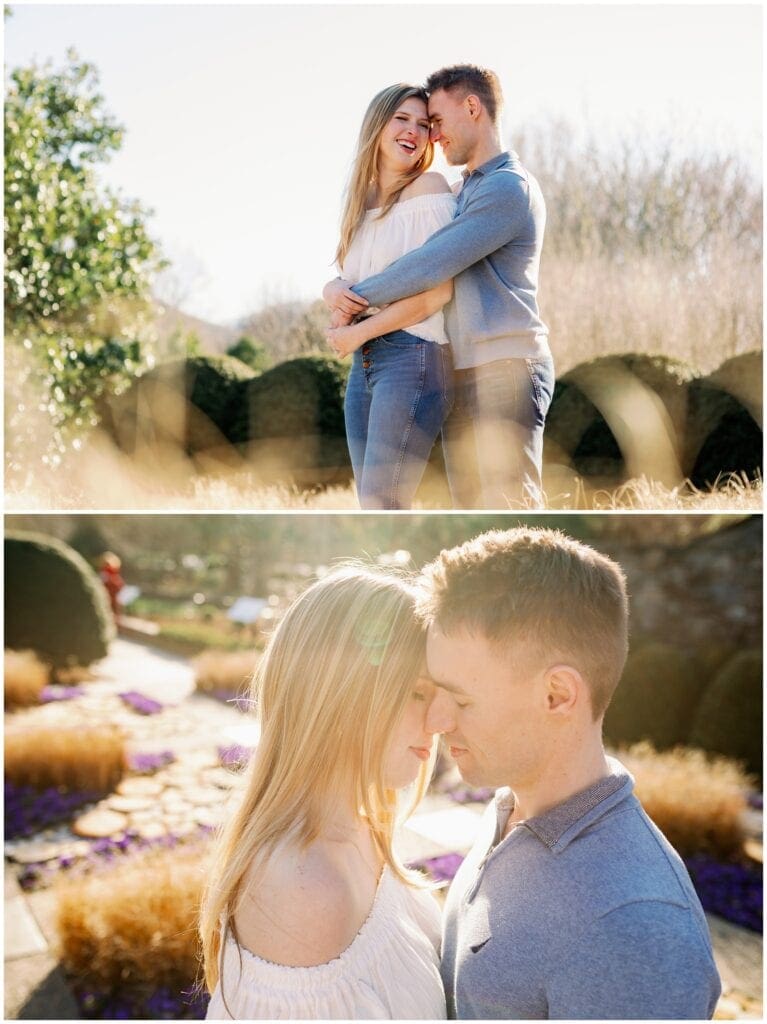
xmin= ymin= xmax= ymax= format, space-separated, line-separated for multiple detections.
xmin=544 ymin=663 xmax=583 ymax=714
xmin=465 ymin=93 xmax=482 ymax=120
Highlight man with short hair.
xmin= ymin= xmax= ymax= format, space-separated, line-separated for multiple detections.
xmin=325 ymin=64 xmax=554 ymax=509
xmin=417 ymin=527 xmax=721 ymax=1019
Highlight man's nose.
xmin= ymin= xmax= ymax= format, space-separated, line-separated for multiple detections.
xmin=430 ymin=124 xmax=442 ymax=143
xmin=425 ymin=689 xmax=456 ymax=735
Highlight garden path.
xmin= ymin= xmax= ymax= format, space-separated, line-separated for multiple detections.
xmin=4 ymin=638 xmax=763 ymax=1019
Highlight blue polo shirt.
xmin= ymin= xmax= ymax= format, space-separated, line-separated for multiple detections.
xmin=350 ymin=151 xmax=550 ymax=371
xmin=441 ymin=757 xmax=721 ymax=1019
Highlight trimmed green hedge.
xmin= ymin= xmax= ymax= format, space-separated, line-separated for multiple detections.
xmin=603 ymin=642 xmax=710 ymax=751
xmin=99 ymin=355 xmax=255 ymax=456
xmin=685 ymin=351 xmax=762 ymax=488
xmin=230 ymin=355 xmax=352 ymax=485
xmin=5 ymin=532 xmax=115 ymax=667
xmin=544 ymin=354 xmax=697 ymax=483
xmin=688 ymin=649 xmax=762 ymax=780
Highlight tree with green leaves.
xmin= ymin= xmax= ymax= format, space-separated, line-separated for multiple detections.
xmin=226 ymin=335 xmax=272 ymax=373
xmin=4 ymin=48 xmax=165 ymax=475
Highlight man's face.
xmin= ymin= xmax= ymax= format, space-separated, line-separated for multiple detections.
xmin=425 ymin=623 xmax=550 ymax=789
xmin=427 ymin=88 xmax=476 ymax=166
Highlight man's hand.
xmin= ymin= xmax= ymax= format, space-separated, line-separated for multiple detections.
xmin=322 ymin=278 xmax=369 ymax=317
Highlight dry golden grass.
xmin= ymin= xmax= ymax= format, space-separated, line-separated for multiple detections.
xmin=56 ymin=844 xmax=209 ymax=991
xmin=6 ymin=449 xmax=762 ymax=513
xmin=4 ymin=649 xmax=50 ymax=708
xmin=5 ymin=725 xmax=126 ymax=792
xmin=192 ymin=648 xmax=259 ymax=695
xmin=617 ymin=742 xmax=753 ymax=859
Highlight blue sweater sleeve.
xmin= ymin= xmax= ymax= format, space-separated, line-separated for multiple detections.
xmin=350 ymin=172 xmax=531 ymax=307
xmin=545 ymin=901 xmax=722 ymax=1020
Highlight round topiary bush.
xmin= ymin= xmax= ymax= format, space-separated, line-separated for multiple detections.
xmin=685 ymin=351 xmax=762 ymax=489
xmin=99 ymin=355 xmax=255 ymax=458
xmin=5 ymin=532 xmax=115 ymax=668
xmin=544 ymin=354 xmax=697 ymax=487
xmin=688 ymin=649 xmax=762 ymax=780
xmin=230 ymin=355 xmax=352 ymax=486
xmin=603 ymin=642 xmax=709 ymax=751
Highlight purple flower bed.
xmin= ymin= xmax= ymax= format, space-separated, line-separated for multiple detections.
xmin=446 ymin=785 xmax=495 ymax=804
xmin=409 ymin=852 xmax=465 ymax=884
xmin=685 ymin=854 xmax=762 ymax=933
xmin=76 ymin=984 xmax=210 ymax=1020
xmin=17 ymin=824 xmax=217 ymax=892
xmin=218 ymin=744 xmax=252 ymax=769
xmin=118 ymin=691 xmax=165 ymax=715
xmin=126 ymin=750 xmax=176 ymax=773
xmin=208 ymin=688 xmax=252 ymax=713
xmin=40 ymin=685 xmax=85 ymax=703
xmin=5 ymin=781 xmax=103 ymax=841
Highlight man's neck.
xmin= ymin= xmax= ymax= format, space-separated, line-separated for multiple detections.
xmin=505 ymin=739 xmax=610 ymax=830
xmin=465 ymin=133 xmax=504 ymax=174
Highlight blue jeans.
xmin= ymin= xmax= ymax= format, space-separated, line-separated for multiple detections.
xmin=344 ymin=330 xmax=454 ymax=509
xmin=442 ymin=355 xmax=555 ymax=508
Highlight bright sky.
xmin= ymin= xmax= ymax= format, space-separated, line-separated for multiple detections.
xmin=4 ymin=3 xmax=762 ymax=326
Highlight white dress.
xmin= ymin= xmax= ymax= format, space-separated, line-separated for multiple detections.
xmin=205 ymin=865 xmax=446 ymax=1020
xmin=339 ymin=192 xmax=456 ymax=346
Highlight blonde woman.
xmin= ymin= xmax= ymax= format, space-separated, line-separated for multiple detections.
xmin=323 ymin=84 xmax=456 ymax=510
xmin=200 ymin=566 xmax=446 ymax=1020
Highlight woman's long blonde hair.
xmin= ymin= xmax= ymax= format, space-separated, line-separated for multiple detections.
xmin=199 ymin=564 xmax=435 ymax=996
xmin=335 ymin=84 xmax=434 ymax=268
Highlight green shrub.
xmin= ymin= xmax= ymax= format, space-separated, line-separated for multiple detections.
xmin=100 ymin=355 xmax=255 ymax=455
xmin=603 ymin=642 xmax=709 ymax=751
xmin=688 ymin=649 xmax=762 ymax=780
xmin=230 ymin=355 xmax=352 ymax=486
xmin=685 ymin=351 xmax=762 ymax=488
xmin=5 ymin=532 xmax=115 ymax=668
xmin=67 ymin=521 xmax=113 ymax=566
xmin=544 ymin=353 xmax=697 ymax=485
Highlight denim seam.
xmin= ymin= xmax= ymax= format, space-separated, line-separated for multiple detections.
xmin=524 ymin=358 xmax=543 ymax=414
xmin=389 ymin=343 xmax=427 ymax=507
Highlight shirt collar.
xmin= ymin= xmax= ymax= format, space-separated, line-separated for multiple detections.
xmin=461 ymin=150 xmax=513 ymax=181
xmin=494 ymin=756 xmax=634 ymax=852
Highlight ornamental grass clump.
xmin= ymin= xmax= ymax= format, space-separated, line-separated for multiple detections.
xmin=192 ymin=648 xmax=258 ymax=698
xmin=5 ymin=725 xmax=126 ymax=792
xmin=55 ymin=845 xmax=209 ymax=993
xmin=618 ymin=741 xmax=752 ymax=859
xmin=4 ymin=649 xmax=50 ymax=708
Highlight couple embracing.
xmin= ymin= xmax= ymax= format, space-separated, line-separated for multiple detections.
xmin=200 ymin=527 xmax=721 ymax=1020
xmin=322 ymin=65 xmax=554 ymax=511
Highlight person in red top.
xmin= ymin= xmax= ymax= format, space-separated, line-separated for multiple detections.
xmin=99 ymin=552 xmax=125 ymax=620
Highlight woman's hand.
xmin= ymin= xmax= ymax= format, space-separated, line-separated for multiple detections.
xmin=326 ymin=322 xmax=367 ymax=358
xmin=322 ymin=278 xmax=370 ymax=317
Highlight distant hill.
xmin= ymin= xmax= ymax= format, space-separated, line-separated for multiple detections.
xmin=151 ymin=302 xmax=239 ymax=355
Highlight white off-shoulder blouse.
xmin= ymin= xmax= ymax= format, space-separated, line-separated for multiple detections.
xmin=205 ymin=865 xmax=446 ymax=1020
xmin=339 ymin=192 xmax=456 ymax=346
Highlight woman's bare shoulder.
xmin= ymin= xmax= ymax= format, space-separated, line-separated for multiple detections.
xmin=401 ymin=172 xmax=453 ymax=199
xmin=233 ymin=842 xmax=362 ymax=968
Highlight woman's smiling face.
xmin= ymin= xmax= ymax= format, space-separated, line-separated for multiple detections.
xmin=377 ymin=96 xmax=431 ymax=175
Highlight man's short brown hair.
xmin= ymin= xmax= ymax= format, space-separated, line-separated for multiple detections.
xmin=417 ymin=527 xmax=629 ymax=719
xmin=425 ymin=64 xmax=504 ymax=124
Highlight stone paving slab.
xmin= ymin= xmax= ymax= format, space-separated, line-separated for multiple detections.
xmin=4 ymin=955 xmax=80 ymax=1020
xmin=5 ymin=897 xmax=48 ymax=960
xmin=709 ymin=913 xmax=763 ymax=1005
